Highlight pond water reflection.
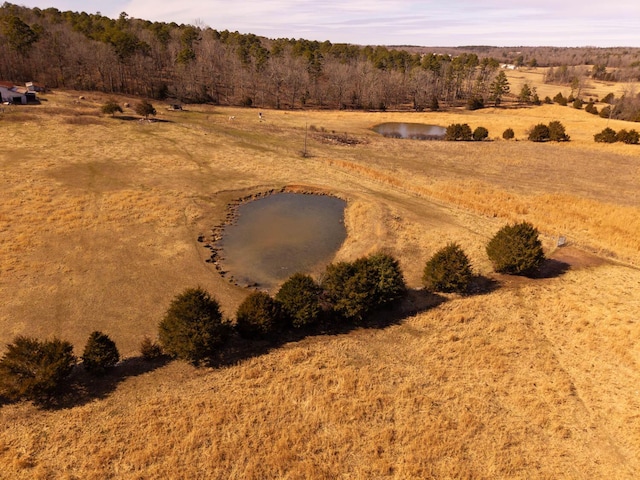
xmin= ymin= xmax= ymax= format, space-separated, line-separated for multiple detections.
xmin=373 ymin=122 xmax=446 ymax=140
xmin=217 ymin=193 xmax=347 ymax=290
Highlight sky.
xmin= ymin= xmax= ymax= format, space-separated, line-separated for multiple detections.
xmin=13 ymin=1 xmax=640 ymax=47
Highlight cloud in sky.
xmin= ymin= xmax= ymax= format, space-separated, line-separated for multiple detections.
xmin=14 ymin=0 xmax=640 ymax=46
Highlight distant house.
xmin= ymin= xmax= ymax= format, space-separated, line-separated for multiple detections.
xmin=500 ymin=64 xmax=517 ymax=70
xmin=0 ymin=81 xmax=38 ymax=104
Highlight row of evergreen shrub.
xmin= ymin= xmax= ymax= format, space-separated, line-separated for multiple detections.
xmin=501 ymin=121 xmax=569 ymax=142
xmin=445 ymin=123 xmax=489 ymax=141
xmin=158 ymin=252 xmax=407 ymax=364
xmin=594 ymin=127 xmax=639 ymax=144
xmin=423 ymin=221 xmax=545 ymax=293
xmin=159 ymin=222 xmax=545 ymax=364
xmin=527 ymin=121 xmax=569 ymax=142
xmin=1 ymin=222 xmax=545 ymax=403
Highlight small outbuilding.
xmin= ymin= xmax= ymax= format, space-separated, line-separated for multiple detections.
xmin=0 ymin=81 xmax=39 ymax=104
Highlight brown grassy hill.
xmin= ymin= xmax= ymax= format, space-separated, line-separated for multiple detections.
xmin=0 ymin=87 xmax=639 ymax=478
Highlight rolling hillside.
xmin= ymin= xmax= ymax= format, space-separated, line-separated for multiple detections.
xmin=0 ymin=83 xmax=639 ymax=478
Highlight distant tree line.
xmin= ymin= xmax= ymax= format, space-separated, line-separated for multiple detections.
xmin=4 ymin=4 xmax=637 ymax=111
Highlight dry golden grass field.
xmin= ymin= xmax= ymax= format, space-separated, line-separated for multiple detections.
xmin=1 ymin=73 xmax=639 ymax=479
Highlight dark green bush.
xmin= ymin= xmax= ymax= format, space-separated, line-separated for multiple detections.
xmin=81 ymin=331 xmax=119 ymax=375
xmin=518 ymin=84 xmax=532 ymax=104
xmin=502 ymin=128 xmax=515 ymax=140
xmin=572 ymin=98 xmax=583 ymax=109
xmin=486 ymin=222 xmax=545 ymax=276
xmin=321 ymin=252 xmax=406 ymax=322
xmin=599 ymin=106 xmax=612 ymax=118
xmin=0 ymin=336 xmax=75 ymax=403
xmin=235 ymin=291 xmax=284 ymax=339
xmin=543 ymin=96 xmax=552 ymax=104
xmin=322 ymin=259 xmax=370 ymax=321
xmin=158 ymin=287 xmax=228 ymax=364
xmin=275 ymin=273 xmax=322 ymax=328
xmin=553 ymin=92 xmax=567 ymax=106
xmin=585 ymin=101 xmax=598 ymax=115
xmin=135 ymin=100 xmax=156 ymax=119
xmin=472 ymin=126 xmax=489 ymax=141
xmin=422 ymin=243 xmax=473 ymax=293
xmin=548 ymin=120 xmax=569 ymax=141
xmin=365 ymin=251 xmax=407 ymax=308
xmin=617 ymin=129 xmax=639 ymax=144
xmin=594 ymin=127 xmax=618 ymax=143
xmin=602 ymin=92 xmax=615 ymax=104
xmin=445 ymin=123 xmax=472 ymax=141
xmin=528 ymin=123 xmax=550 ymax=142
xmin=528 ymin=121 xmax=568 ymax=142
xmin=101 ymin=99 xmax=123 ymax=116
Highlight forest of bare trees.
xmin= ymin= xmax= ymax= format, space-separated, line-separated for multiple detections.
xmin=1 ymin=3 xmax=639 ymax=112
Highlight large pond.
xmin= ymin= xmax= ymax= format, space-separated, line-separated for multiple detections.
xmin=373 ymin=122 xmax=446 ymax=140
xmin=217 ymin=193 xmax=347 ymax=290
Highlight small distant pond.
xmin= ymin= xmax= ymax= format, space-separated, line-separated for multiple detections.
xmin=216 ymin=193 xmax=347 ymax=290
xmin=373 ymin=122 xmax=446 ymax=140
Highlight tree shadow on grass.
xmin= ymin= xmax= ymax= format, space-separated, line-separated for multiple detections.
xmin=113 ymin=116 xmax=172 ymax=123
xmin=534 ymin=258 xmax=571 ymax=279
xmin=206 ymin=288 xmax=447 ymax=369
xmin=41 ymin=356 xmax=171 ymax=410
xmin=467 ymin=274 xmax=501 ymax=295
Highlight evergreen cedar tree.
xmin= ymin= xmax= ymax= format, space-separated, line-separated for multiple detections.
xmin=528 ymin=123 xmax=550 ymax=142
xmin=594 ymin=127 xmax=639 ymax=144
xmin=423 ymin=243 xmax=473 ymax=294
xmin=101 ymin=99 xmax=123 ymax=116
xmin=158 ymin=287 xmax=228 ymax=364
xmin=528 ymin=121 xmax=569 ymax=142
xmin=0 ymin=336 xmax=75 ymax=403
xmin=445 ymin=124 xmax=488 ymax=141
xmin=135 ymin=100 xmax=156 ymax=119
xmin=585 ymin=101 xmax=598 ymax=115
xmin=275 ymin=273 xmax=322 ymax=328
xmin=235 ymin=291 xmax=284 ymax=339
xmin=616 ymin=129 xmax=640 ymax=144
xmin=503 ymin=128 xmax=515 ymax=140
xmin=472 ymin=126 xmax=489 ymax=141
xmin=486 ymin=221 xmax=545 ymax=276
xmin=81 ymin=331 xmax=120 ymax=375
xmin=594 ymin=127 xmax=618 ymax=143
xmin=488 ymin=70 xmax=510 ymax=106
xmin=553 ymin=92 xmax=568 ymax=106
xmin=445 ymin=123 xmax=473 ymax=141
xmin=321 ymin=252 xmax=406 ymax=322
xmin=548 ymin=121 xmax=569 ymax=141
